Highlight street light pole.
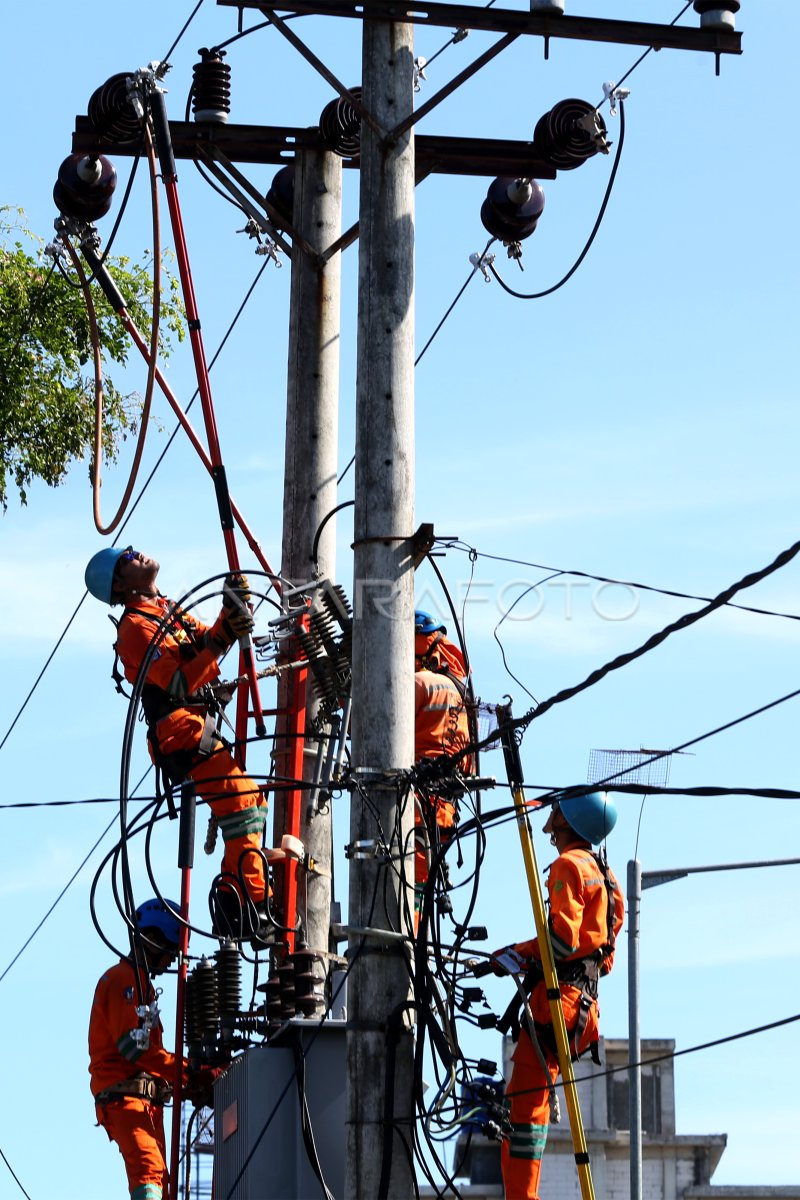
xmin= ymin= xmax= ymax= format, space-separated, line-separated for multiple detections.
xmin=627 ymin=859 xmax=642 ymax=1200
xmin=627 ymin=854 xmax=800 ymax=1200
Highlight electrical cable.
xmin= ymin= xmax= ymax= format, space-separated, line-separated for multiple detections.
xmin=507 ymin=1011 xmax=800 ymax=1104
xmin=416 ymin=238 xmax=495 ymax=366
xmin=0 ymin=256 xmax=271 ymax=757
xmin=515 ymin=535 xmax=800 ymax=730
xmin=0 ymin=1146 xmax=32 ymax=1200
xmin=488 ymin=99 xmax=626 ymax=301
xmin=596 ymin=1 xmax=694 ymax=110
xmin=445 ymin=539 xmax=800 ymax=627
xmin=0 ymin=764 xmax=153 ymax=985
xmin=161 ymin=0 xmax=207 ymax=65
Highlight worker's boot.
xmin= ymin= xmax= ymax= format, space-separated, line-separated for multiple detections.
xmin=211 ymin=888 xmax=246 ymax=942
xmin=250 ymin=901 xmax=277 ymax=952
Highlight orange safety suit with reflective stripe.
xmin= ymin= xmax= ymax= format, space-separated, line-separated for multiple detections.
xmin=502 ymin=842 xmax=625 ymax=1200
xmin=89 ymin=959 xmax=188 ymax=1200
xmin=413 ymin=655 xmax=471 ymax=920
xmin=115 ymin=596 xmax=267 ymax=905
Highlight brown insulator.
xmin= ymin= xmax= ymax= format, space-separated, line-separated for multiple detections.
xmin=532 ymin=99 xmax=608 ymax=171
xmin=319 ymin=88 xmax=362 ymax=159
xmin=88 ymin=73 xmax=144 ymax=143
xmin=192 ymin=48 xmax=231 ymax=124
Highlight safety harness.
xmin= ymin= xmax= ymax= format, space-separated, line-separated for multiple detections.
xmin=95 ymin=1072 xmax=172 ymax=1106
xmin=110 ymin=604 xmax=226 ymax=799
xmin=497 ymin=849 xmax=618 ymax=1065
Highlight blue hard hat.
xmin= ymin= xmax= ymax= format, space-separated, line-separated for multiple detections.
xmin=557 ymin=790 xmax=617 ymax=844
xmin=85 ymin=547 xmax=127 ymax=605
xmin=415 ymin=610 xmax=447 ymax=636
xmin=135 ymin=898 xmax=182 ymax=949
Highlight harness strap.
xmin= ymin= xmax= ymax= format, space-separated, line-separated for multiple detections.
xmin=95 ymin=1074 xmax=171 ymax=1106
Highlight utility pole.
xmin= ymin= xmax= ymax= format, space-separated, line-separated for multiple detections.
xmin=70 ymin=7 xmax=742 ymax=1192
xmin=346 ymin=15 xmax=417 ymax=1199
xmin=275 ymin=147 xmax=343 ymax=959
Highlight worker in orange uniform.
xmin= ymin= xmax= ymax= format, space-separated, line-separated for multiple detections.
xmin=413 ymin=610 xmax=472 ymax=927
xmin=89 ymin=897 xmax=189 ymax=1200
xmin=492 ymin=791 xmax=625 ymax=1200
xmin=85 ymin=547 xmax=270 ymax=944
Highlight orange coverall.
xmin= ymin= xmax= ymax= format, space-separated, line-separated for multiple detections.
xmin=413 ymin=634 xmax=471 ymax=920
xmin=115 ymin=596 xmax=267 ymax=906
xmin=501 ymin=844 xmax=625 ymax=1200
xmin=89 ymin=958 xmax=187 ymax=1200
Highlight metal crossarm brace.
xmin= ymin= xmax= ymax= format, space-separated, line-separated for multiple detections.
xmin=218 ymin=1 xmax=742 ymax=58
xmin=498 ymin=702 xmax=596 ymax=1200
xmin=73 ymin=117 xmax=558 ymax=180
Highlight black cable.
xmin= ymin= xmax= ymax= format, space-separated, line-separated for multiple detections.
xmin=0 ymin=1147 xmax=32 ymax=1200
xmin=162 ymin=0 xmax=207 ymax=64
xmin=492 ymin=573 xmax=564 ymax=704
xmin=596 ymin=2 xmax=693 ymax=109
xmin=520 ymin=535 xmax=800 ymax=729
xmin=507 ymin=1011 xmax=800 ymax=1102
xmin=446 ymin=539 xmax=800 ymax=627
xmin=416 ymin=239 xmax=495 ymax=367
xmin=311 ymin=499 xmax=354 ymax=569
xmin=0 ymin=258 xmax=271 ymax=757
xmin=488 ymin=100 xmax=626 ymax=301
xmin=0 ymin=764 xmax=152 ymax=985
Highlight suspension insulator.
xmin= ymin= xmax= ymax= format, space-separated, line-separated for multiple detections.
xmin=532 ymin=99 xmax=608 ymax=171
xmin=184 ymin=973 xmax=203 ymax=1048
xmin=480 ymin=176 xmax=545 ymax=243
xmin=88 ymin=73 xmax=144 ymax=143
xmin=53 ymin=153 xmax=117 ymax=222
xmin=322 ymin=582 xmax=353 ymax=623
xmin=292 ymin=947 xmax=326 ymax=1018
xmin=263 ymin=974 xmax=283 ymax=1037
xmin=214 ymin=939 xmax=242 ymax=1018
xmin=265 ymin=165 xmax=295 ymax=230
xmin=296 ymin=629 xmax=325 ymax=662
xmin=319 ymin=88 xmax=362 ymax=159
xmin=192 ymin=956 xmax=220 ymax=1036
xmin=192 ymin=48 xmax=231 ymax=124
xmin=309 ymin=608 xmax=338 ymax=656
xmin=693 ymin=0 xmax=740 ymax=29
xmin=278 ymin=961 xmax=297 ymax=1021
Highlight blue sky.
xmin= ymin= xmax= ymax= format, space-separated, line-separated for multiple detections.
xmin=2 ymin=2 xmax=799 ymax=1196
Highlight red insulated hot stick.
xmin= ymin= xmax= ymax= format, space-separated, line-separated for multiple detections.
xmin=147 ymin=93 xmax=266 ymax=737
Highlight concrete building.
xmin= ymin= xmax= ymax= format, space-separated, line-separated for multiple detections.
xmin=420 ymin=1037 xmax=800 ymax=1200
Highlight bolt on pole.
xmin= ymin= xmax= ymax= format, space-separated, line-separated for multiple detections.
xmin=346 ymin=14 xmax=417 ymax=1199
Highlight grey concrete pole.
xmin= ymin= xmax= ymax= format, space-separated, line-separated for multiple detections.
xmin=275 ymin=148 xmax=342 ymax=959
xmin=346 ymin=16 xmax=417 ymax=1200
xmin=628 ymin=858 xmax=643 ymax=1200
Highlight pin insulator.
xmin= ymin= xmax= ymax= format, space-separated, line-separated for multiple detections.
xmin=192 ymin=48 xmax=231 ymax=124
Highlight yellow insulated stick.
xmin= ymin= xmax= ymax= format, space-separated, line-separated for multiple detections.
xmin=498 ymin=704 xmax=596 ymax=1200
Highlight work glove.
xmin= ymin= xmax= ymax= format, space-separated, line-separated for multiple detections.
xmin=209 ymin=576 xmax=255 ymax=653
xmin=488 ymin=946 xmax=529 ymax=977
xmin=185 ymin=1065 xmax=224 ymax=1109
xmin=222 ymin=572 xmax=252 ymax=612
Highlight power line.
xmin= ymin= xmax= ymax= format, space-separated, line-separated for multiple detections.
xmin=507 ymin=1011 xmax=800 ymax=1102
xmin=0 ymin=767 xmax=152 ymax=986
xmin=161 ymin=0 xmax=207 ymax=64
xmin=520 ymin=536 xmax=800 ymax=727
xmin=0 ymin=1146 xmax=32 ymax=1200
xmin=446 ymin=540 xmax=800 ymax=626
